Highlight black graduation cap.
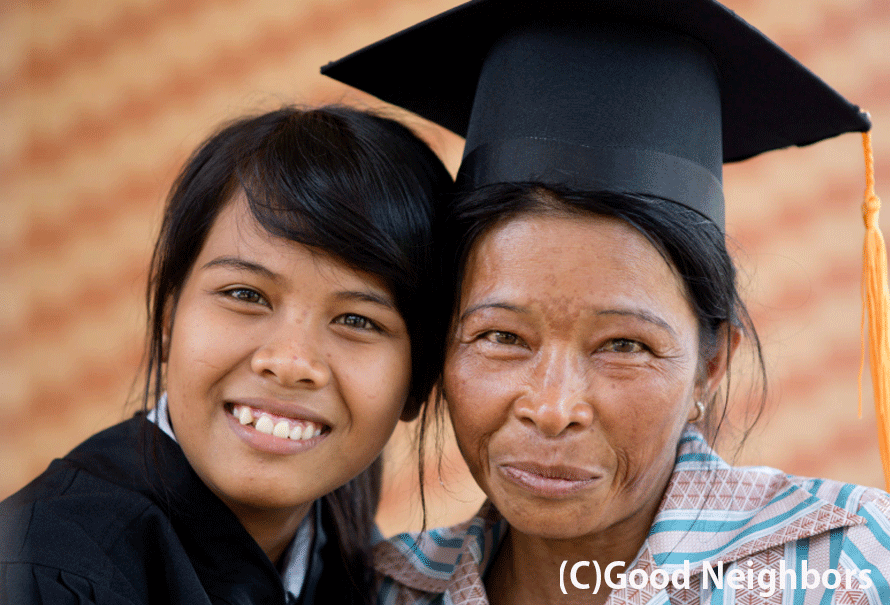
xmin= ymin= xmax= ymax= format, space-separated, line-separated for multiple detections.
xmin=321 ymin=0 xmax=871 ymax=227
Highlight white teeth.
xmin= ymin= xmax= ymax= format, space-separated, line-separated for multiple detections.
xmin=255 ymin=415 xmax=274 ymax=435
xmin=233 ymin=404 xmax=323 ymax=441
xmin=273 ymin=420 xmax=290 ymax=438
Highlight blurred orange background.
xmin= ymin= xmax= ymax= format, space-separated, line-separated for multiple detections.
xmin=2 ymin=0 xmax=889 ymax=537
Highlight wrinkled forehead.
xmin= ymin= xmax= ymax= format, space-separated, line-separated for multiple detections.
xmin=460 ymin=211 xmax=682 ymax=307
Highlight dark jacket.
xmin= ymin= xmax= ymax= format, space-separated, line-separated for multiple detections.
xmin=0 ymin=415 xmax=336 ymax=605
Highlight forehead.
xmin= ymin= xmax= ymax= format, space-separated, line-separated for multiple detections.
xmin=460 ymin=212 xmax=689 ymax=315
xmin=196 ymin=193 xmax=393 ymax=295
xmin=203 ymin=192 xmax=281 ymax=250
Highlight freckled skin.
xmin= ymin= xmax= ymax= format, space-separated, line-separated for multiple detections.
xmin=164 ymin=194 xmax=411 ymax=561
xmin=444 ymin=213 xmax=734 ymax=604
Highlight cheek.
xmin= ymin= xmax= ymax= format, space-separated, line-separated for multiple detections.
xmin=167 ymin=304 xmax=241 ymax=381
xmin=339 ymin=344 xmax=412 ymax=435
xmin=445 ymin=343 xmax=525 ymax=403
xmin=443 ymin=349 xmax=514 ymax=472
xmin=165 ymin=335 xmax=206 ymax=416
xmin=444 ymin=351 xmax=489 ymax=428
xmin=600 ymin=378 xmax=693 ymax=485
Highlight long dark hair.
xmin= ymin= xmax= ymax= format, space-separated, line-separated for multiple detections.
xmin=143 ymin=105 xmax=452 ymax=602
xmin=418 ymin=182 xmax=767 ymax=521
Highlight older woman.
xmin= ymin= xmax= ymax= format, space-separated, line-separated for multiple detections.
xmin=323 ymin=1 xmax=890 ymax=603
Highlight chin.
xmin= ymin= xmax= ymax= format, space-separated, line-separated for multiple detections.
xmin=231 ymin=490 xmax=314 ymax=515
xmin=495 ymin=499 xmax=596 ymax=541
xmin=210 ymin=474 xmax=316 ymax=515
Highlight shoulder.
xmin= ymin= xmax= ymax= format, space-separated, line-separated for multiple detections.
xmin=785 ymin=474 xmax=890 ymax=516
xmin=658 ymin=433 xmax=889 ymax=592
xmin=655 ymin=440 xmax=890 ymax=604
xmin=1 ymin=455 xmax=166 ymax=559
xmin=790 ymin=475 xmax=890 ymax=578
xmin=732 ymin=473 xmax=890 ymax=602
xmin=722 ymin=475 xmax=890 ymax=604
xmin=782 ymin=474 xmax=890 ymax=551
xmin=374 ymin=502 xmax=505 ymax=604
xmin=709 ymin=463 xmax=890 ymax=557
xmin=2 ymin=418 xmax=161 ymax=561
xmin=0 ymin=418 xmax=195 ymax=604
xmin=671 ymin=430 xmax=890 ymax=530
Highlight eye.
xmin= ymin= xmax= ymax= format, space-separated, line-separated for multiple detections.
xmin=334 ymin=313 xmax=381 ymax=332
xmin=482 ymin=330 xmax=523 ymax=346
xmin=222 ymin=287 xmax=269 ymax=307
xmin=600 ymin=338 xmax=646 ymax=354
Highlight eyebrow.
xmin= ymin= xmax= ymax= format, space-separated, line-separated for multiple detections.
xmin=597 ymin=309 xmax=678 ymax=337
xmin=460 ymin=302 xmax=527 ymax=322
xmin=202 ymin=256 xmax=396 ymax=311
xmin=202 ymin=256 xmax=280 ymax=282
xmin=333 ymin=290 xmax=397 ymax=311
xmin=460 ymin=301 xmax=678 ymax=337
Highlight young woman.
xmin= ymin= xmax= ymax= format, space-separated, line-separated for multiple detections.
xmin=0 ymin=105 xmax=452 ymax=604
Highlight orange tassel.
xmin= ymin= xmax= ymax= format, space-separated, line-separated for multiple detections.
xmin=859 ymin=130 xmax=890 ymax=490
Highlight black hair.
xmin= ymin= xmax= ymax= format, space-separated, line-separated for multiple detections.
xmin=142 ymin=105 xmax=452 ymax=603
xmin=418 ymin=182 xmax=767 ymax=522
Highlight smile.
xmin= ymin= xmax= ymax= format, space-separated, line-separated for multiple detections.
xmin=231 ymin=404 xmax=326 ymax=442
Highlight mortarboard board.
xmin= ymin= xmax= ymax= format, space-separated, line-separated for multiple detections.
xmin=322 ymin=0 xmax=889 ymax=485
xmin=321 ymin=0 xmax=870 ymax=227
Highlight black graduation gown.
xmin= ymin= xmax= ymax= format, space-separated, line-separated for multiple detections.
xmin=0 ymin=414 xmax=334 ymax=605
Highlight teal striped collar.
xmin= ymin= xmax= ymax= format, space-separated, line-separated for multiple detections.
xmin=646 ymin=429 xmax=865 ymax=572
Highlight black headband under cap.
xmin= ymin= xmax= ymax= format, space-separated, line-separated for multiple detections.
xmin=322 ymin=0 xmax=870 ymax=227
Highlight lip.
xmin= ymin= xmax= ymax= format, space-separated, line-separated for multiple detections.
xmin=229 ymin=397 xmax=332 ymax=425
xmin=497 ymin=461 xmax=600 ymax=498
xmin=225 ymin=397 xmax=331 ymax=455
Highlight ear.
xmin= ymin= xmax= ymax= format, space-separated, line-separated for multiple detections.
xmin=698 ymin=323 xmax=742 ymax=402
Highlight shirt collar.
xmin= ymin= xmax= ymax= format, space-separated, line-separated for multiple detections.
xmin=375 ymin=501 xmax=506 ymax=595
xmin=279 ymin=506 xmax=316 ymax=601
xmin=146 ymin=392 xmax=176 ymax=441
xmin=645 ymin=428 xmax=865 ymax=572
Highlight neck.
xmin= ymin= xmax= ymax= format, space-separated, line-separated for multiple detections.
xmin=486 ymin=513 xmax=653 ymax=605
xmin=227 ymin=500 xmax=313 ymax=565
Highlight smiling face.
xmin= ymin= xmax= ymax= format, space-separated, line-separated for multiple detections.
xmin=444 ymin=211 xmax=723 ymax=541
xmin=164 ymin=193 xmax=411 ymax=522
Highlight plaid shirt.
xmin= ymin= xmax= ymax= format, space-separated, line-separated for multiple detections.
xmin=375 ymin=428 xmax=890 ymax=604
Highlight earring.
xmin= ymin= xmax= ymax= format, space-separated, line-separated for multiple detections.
xmin=689 ymin=401 xmax=705 ymax=423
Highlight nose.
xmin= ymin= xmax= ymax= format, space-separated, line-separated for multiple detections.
xmin=513 ymin=351 xmax=594 ymax=437
xmin=250 ymin=323 xmax=330 ymax=389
